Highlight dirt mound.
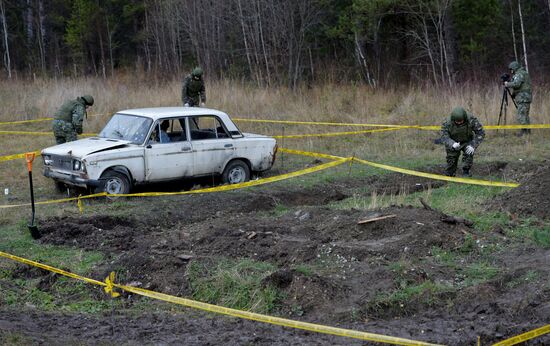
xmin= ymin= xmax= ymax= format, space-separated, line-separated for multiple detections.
xmin=489 ymin=162 xmax=550 ymax=219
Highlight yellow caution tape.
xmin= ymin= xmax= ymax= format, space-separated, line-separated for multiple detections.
xmin=492 ymin=324 xmax=550 ymax=346
xmin=104 ymin=272 xmax=121 ymax=298
xmin=0 ymin=159 xmax=348 ymax=209
xmin=353 ymin=157 xmax=519 ymax=188
xmin=0 ymin=250 xmax=441 ymax=345
xmin=273 ymin=127 xmax=406 ymax=139
xmin=282 ymin=148 xmax=519 ymax=188
xmin=235 ymin=118 xmax=550 ymax=131
xmin=0 ymin=130 xmax=97 ymax=136
xmin=0 ymin=150 xmax=41 ymax=162
xmin=0 ymin=118 xmax=52 ymax=126
xmin=234 ymin=118 xmax=415 ymax=128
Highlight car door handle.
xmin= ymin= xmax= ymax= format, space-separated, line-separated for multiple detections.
xmin=224 ymin=144 xmax=233 ymax=148
xmin=182 ymin=146 xmax=192 ymax=152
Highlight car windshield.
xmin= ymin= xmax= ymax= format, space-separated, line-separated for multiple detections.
xmin=99 ymin=113 xmax=153 ymax=144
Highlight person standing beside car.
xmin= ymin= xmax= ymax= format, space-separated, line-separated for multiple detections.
xmin=504 ymin=61 xmax=532 ymax=136
xmin=52 ymin=95 xmax=94 ymax=144
xmin=181 ymin=67 xmax=206 ymax=107
xmin=440 ymin=107 xmax=485 ymax=177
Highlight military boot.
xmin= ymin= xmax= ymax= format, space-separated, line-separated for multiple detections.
xmin=462 ymin=168 xmax=472 ymax=177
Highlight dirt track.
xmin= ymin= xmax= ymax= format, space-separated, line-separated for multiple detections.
xmin=1 ymin=162 xmax=549 ymax=345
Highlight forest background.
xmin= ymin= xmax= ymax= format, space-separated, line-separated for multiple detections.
xmin=1 ymin=0 xmax=550 ymax=88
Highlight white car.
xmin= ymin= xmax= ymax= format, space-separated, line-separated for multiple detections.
xmin=41 ymin=107 xmax=278 ymax=194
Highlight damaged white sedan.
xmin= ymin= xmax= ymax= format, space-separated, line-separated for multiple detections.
xmin=41 ymin=107 xmax=277 ymax=194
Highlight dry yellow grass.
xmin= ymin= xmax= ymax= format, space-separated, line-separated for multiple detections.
xmin=0 ymin=76 xmax=548 ymax=222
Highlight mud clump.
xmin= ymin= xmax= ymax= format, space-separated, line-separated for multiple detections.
xmin=489 ymin=163 xmax=550 ymax=219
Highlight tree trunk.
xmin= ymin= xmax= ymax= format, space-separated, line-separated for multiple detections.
xmin=0 ymin=0 xmax=11 ymax=78
xmin=510 ymin=0 xmax=518 ymax=61
xmin=517 ymin=0 xmax=528 ymax=71
xmin=38 ymin=0 xmax=46 ymax=73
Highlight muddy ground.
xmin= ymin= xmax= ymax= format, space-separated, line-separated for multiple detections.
xmin=1 ymin=161 xmax=549 ymax=345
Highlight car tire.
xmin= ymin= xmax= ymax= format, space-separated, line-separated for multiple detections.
xmin=100 ymin=170 xmax=131 ymax=194
xmin=222 ymin=160 xmax=250 ymax=184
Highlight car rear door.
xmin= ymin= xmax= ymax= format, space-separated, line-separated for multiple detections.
xmin=144 ymin=118 xmax=195 ymax=181
xmin=188 ymin=115 xmax=235 ymax=176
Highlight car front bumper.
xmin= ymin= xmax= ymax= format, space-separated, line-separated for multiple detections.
xmin=43 ymin=168 xmax=102 ymax=188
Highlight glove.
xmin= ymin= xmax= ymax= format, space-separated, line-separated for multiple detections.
xmin=200 ymin=102 xmax=206 ymax=107
xmin=184 ymin=103 xmax=189 ymax=107
xmin=465 ymin=145 xmax=475 ymax=155
xmin=451 ymin=142 xmax=460 ymax=150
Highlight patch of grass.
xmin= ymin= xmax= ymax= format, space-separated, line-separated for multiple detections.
xmin=292 ymin=264 xmax=314 ymax=277
xmin=467 ymin=212 xmax=509 ymax=233
xmin=407 ymin=183 xmax=507 ymax=216
xmin=532 ymin=226 xmax=550 ymax=248
xmin=430 ymin=246 xmax=458 ymax=268
xmin=186 ymin=258 xmax=282 ymax=313
xmin=506 ymin=270 xmax=540 ymax=289
xmin=370 ymin=280 xmax=455 ymax=314
xmin=271 ymin=203 xmax=290 ymax=217
xmin=463 ymin=262 xmax=499 ymax=286
xmin=0 ymin=222 xmax=104 ymax=274
xmin=505 ymin=218 xmax=550 ymax=248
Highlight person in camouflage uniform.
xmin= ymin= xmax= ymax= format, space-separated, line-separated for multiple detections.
xmin=181 ymin=67 xmax=206 ymax=107
xmin=440 ymin=107 xmax=485 ymax=177
xmin=504 ymin=61 xmax=532 ymax=136
xmin=52 ymin=95 xmax=94 ymax=144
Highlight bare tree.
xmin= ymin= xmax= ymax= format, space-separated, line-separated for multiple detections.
xmin=0 ymin=0 xmax=11 ymax=78
xmin=517 ymin=0 xmax=528 ymax=71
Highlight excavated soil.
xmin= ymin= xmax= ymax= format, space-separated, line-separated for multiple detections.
xmin=1 ymin=161 xmax=549 ymax=345
xmin=488 ymin=161 xmax=550 ymax=220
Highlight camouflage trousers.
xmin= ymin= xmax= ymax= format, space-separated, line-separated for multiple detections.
xmin=445 ymin=146 xmax=474 ymax=176
xmin=52 ymin=119 xmax=77 ymax=144
xmin=516 ymin=102 xmax=531 ymax=125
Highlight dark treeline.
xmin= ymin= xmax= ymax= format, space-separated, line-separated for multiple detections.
xmin=1 ymin=0 xmax=549 ymax=87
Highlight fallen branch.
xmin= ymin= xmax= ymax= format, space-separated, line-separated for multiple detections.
xmin=419 ymin=197 xmax=434 ymax=211
xmin=358 ymin=214 xmax=397 ymax=224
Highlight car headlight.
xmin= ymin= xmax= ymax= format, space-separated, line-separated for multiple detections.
xmin=73 ymin=159 xmax=82 ymax=171
xmin=43 ymin=155 xmax=53 ymax=166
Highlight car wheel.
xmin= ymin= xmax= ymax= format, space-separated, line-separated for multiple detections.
xmin=101 ymin=171 xmax=131 ymax=194
xmin=222 ymin=160 xmax=250 ymax=184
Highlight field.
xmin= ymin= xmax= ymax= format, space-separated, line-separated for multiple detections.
xmin=0 ymin=77 xmax=549 ymax=345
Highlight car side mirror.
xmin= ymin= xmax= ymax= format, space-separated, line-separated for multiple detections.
xmin=146 ymin=144 xmax=152 ymax=149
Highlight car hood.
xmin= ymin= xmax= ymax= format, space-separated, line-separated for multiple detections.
xmin=41 ymin=137 xmax=132 ymax=158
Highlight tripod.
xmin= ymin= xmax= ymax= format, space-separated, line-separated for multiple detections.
xmin=497 ymin=87 xmax=517 ymax=129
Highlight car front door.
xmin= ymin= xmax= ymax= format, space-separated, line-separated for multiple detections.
xmin=144 ymin=118 xmax=195 ymax=181
xmin=188 ymin=115 xmax=235 ymax=176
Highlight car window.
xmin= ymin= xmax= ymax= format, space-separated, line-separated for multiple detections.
xmin=99 ymin=113 xmax=153 ymax=145
xmin=189 ymin=116 xmax=230 ymax=140
xmin=148 ymin=118 xmax=188 ymax=144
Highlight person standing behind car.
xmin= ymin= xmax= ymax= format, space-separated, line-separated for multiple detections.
xmin=504 ymin=61 xmax=532 ymax=136
xmin=181 ymin=67 xmax=206 ymax=107
xmin=440 ymin=107 xmax=485 ymax=177
xmin=52 ymin=95 xmax=94 ymax=144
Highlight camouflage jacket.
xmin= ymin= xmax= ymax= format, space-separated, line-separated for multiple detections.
xmin=181 ymin=75 xmax=206 ymax=105
xmin=53 ymin=98 xmax=87 ymax=134
xmin=506 ymin=67 xmax=532 ymax=103
xmin=440 ymin=114 xmax=485 ymax=150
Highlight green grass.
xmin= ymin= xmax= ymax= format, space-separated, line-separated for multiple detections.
xmin=369 ymin=280 xmax=455 ymax=313
xmin=186 ymin=258 xmax=282 ymax=313
xmin=0 ymin=222 xmax=104 ymax=274
xmin=462 ymin=262 xmax=500 ymax=286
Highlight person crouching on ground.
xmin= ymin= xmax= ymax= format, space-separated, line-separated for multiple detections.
xmin=440 ymin=107 xmax=485 ymax=177
xmin=52 ymin=95 xmax=94 ymax=144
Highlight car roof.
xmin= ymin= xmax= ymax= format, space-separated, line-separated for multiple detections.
xmin=116 ymin=107 xmax=229 ymax=121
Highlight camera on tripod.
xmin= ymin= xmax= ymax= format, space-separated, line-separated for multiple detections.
xmin=500 ymin=73 xmax=511 ymax=83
